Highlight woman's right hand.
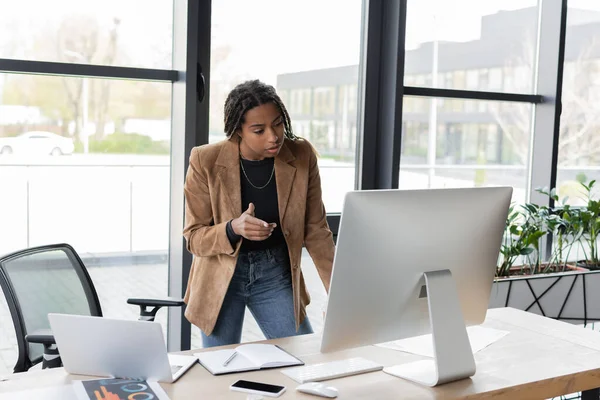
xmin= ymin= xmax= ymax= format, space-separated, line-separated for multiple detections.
xmin=231 ymin=203 xmax=276 ymax=241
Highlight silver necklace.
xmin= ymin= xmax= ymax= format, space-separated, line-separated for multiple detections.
xmin=239 ymin=156 xmax=275 ymax=190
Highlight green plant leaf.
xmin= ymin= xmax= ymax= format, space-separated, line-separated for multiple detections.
xmin=520 ymin=247 xmax=534 ymax=256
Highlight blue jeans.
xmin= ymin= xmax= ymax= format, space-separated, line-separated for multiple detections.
xmin=201 ymin=244 xmax=313 ymax=347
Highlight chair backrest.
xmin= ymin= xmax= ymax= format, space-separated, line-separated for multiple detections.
xmin=0 ymin=243 xmax=102 ymax=372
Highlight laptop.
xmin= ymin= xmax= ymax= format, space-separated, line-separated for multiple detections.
xmin=48 ymin=313 xmax=197 ymax=383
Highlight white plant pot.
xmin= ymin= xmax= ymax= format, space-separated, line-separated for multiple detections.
xmin=489 ymin=270 xmax=600 ymax=325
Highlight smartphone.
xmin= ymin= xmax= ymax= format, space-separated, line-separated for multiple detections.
xmin=230 ymin=379 xmax=286 ymax=398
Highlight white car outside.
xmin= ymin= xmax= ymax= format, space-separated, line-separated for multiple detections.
xmin=0 ymin=131 xmax=75 ymax=156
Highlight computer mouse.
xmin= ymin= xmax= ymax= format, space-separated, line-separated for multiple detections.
xmin=296 ymin=382 xmax=339 ymax=398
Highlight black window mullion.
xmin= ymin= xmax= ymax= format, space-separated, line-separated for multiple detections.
xmin=357 ymin=0 xmax=407 ymax=190
xmin=0 ymin=58 xmax=177 ymax=82
xmin=404 ymin=86 xmax=543 ymax=104
xmin=168 ymin=0 xmax=211 ymax=353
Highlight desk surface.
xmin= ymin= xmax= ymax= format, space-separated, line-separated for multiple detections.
xmin=3 ymin=308 xmax=600 ymax=399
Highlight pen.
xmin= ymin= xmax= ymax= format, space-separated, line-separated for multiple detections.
xmin=223 ymin=351 xmax=238 ymax=367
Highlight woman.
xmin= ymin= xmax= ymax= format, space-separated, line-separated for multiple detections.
xmin=183 ymin=79 xmax=335 ymax=347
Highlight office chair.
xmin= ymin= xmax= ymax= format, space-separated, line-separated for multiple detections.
xmin=0 ymin=243 xmax=184 ymax=373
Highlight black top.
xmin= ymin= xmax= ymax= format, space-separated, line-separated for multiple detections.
xmin=226 ymin=157 xmax=286 ymax=252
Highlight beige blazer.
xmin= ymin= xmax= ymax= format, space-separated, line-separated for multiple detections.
xmin=183 ymin=137 xmax=335 ymax=335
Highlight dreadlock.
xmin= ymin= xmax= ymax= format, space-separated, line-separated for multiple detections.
xmin=224 ymin=80 xmax=299 ymax=141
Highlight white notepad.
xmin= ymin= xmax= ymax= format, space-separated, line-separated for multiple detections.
xmin=194 ymin=343 xmax=303 ymax=375
xmin=376 ymin=326 xmax=509 ymax=357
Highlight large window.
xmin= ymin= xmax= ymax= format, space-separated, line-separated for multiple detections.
xmin=404 ymin=1 xmax=538 ymax=93
xmin=0 ymin=0 xmax=173 ymax=69
xmin=208 ymin=0 xmax=362 ymax=215
xmin=401 ymin=97 xmax=531 ymax=204
xmin=556 ymin=2 xmax=600 ymax=204
xmin=196 ymin=0 xmax=364 ymax=349
xmin=0 ymin=5 xmax=176 ymax=373
xmin=0 ymin=73 xmax=172 ymax=372
xmin=401 ymin=0 xmax=541 ymax=206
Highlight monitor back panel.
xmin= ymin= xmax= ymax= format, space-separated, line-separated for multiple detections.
xmin=321 ymin=187 xmax=512 ymax=352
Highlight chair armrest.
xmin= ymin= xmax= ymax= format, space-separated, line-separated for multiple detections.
xmin=127 ymin=297 xmax=185 ymax=322
xmin=25 ymin=329 xmax=55 ymax=346
xmin=25 ymin=329 xmax=62 ymax=369
xmin=127 ymin=297 xmax=184 ymax=308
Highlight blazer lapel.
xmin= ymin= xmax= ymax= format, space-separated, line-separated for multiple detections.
xmin=215 ymin=139 xmax=242 ymax=217
xmin=215 ymin=138 xmax=296 ymax=221
xmin=275 ymin=140 xmax=296 ymax=223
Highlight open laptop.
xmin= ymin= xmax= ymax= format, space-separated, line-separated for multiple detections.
xmin=48 ymin=313 xmax=197 ymax=383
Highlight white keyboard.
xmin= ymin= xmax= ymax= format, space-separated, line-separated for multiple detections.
xmin=281 ymin=357 xmax=383 ymax=383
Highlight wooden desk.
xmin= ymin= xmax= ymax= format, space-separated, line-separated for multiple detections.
xmin=3 ymin=308 xmax=600 ymax=399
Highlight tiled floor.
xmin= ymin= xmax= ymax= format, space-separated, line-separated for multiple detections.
xmin=0 ymin=250 xmax=326 ymax=375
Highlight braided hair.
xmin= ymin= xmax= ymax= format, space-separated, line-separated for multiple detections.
xmin=224 ymin=80 xmax=298 ymax=141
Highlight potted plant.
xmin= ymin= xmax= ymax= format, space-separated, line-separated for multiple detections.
xmin=573 ymin=180 xmax=600 ymax=270
xmin=496 ymin=204 xmax=546 ymax=277
xmin=538 ymin=187 xmax=584 ymax=272
xmin=495 ymin=191 xmax=582 ymax=278
xmin=490 ymin=185 xmax=599 ymax=325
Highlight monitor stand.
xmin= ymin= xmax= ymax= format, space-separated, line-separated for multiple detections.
xmin=383 ymin=269 xmax=475 ymax=387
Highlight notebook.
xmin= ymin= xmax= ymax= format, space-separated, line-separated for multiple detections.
xmin=194 ymin=344 xmax=303 ymax=375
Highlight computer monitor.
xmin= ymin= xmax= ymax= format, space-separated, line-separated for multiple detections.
xmin=320 ymin=187 xmax=512 ymax=387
